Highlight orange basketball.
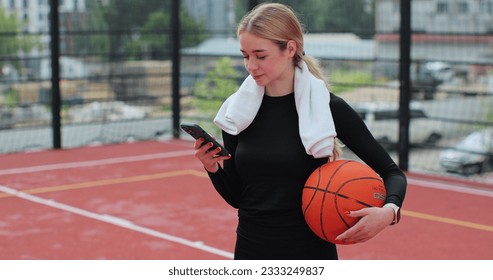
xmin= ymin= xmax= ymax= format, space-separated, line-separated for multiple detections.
xmin=302 ymin=160 xmax=386 ymax=244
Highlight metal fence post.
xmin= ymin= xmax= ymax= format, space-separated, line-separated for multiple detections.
xmin=398 ymin=0 xmax=411 ymax=171
xmin=171 ymin=0 xmax=181 ymax=138
xmin=50 ymin=0 xmax=62 ymax=149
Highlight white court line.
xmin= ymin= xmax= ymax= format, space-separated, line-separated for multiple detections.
xmin=0 ymin=149 xmax=194 ymax=176
xmin=408 ymin=177 xmax=493 ymax=198
xmin=0 ymin=184 xmax=234 ymax=259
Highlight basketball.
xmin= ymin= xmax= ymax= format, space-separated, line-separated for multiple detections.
xmin=302 ymin=160 xmax=386 ymax=244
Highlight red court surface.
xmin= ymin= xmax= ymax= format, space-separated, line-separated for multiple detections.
xmin=0 ymin=139 xmax=492 ymax=260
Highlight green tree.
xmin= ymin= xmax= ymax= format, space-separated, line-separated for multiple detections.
xmin=76 ymin=0 xmax=110 ymax=56
xmin=236 ymin=0 xmax=374 ymax=38
xmin=318 ymin=0 xmax=374 ymax=38
xmin=0 ymin=7 xmax=38 ymax=71
xmin=125 ymin=9 xmax=206 ymax=60
xmin=193 ymin=57 xmax=241 ymax=117
xmin=101 ymin=0 xmax=206 ymax=60
xmin=192 ymin=57 xmax=242 ymax=136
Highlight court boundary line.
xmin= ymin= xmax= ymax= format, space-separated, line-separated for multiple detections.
xmin=0 ymin=149 xmax=194 ymax=176
xmin=403 ymin=210 xmax=493 ymax=232
xmin=408 ymin=177 xmax=493 ymax=198
xmin=1 ymin=169 xmax=492 ymax=234
xmin=0 ymin=184 xmax=234 ymax=259
xmin=0 ymin=169 xmax=207 ymax=199
xmin=1 ymin=150 xmax=491 ymax=200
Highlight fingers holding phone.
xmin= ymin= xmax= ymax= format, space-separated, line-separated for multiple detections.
xmin=194 ymin=137 xmax=231 ymax=173
xmin=180 ymin=122 xmax=231 ymax=173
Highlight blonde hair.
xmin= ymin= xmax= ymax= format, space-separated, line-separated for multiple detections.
xmin=237 ymin=3 xmax=330 ymax=89
xmin=237 ymin=3 xmax=342 ymax=160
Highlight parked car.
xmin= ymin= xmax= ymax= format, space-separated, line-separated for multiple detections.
xmin=410 ymin=61 xmax=456 ymax=100
xmin=439 ymin=128 xmax=493 ymax=175
xmin=351 ymin=102 xmax=444 ymax=150
xmin=411 ymin=70 xmax=442 ymax=100
xmin=424 ymin=61 xmax=455 ymax=83
xmin=0 ymin=107 xmax=14 ymax=130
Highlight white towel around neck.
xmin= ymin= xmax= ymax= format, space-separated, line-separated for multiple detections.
xmin=214 ymin=60 xmax=336 ymax=158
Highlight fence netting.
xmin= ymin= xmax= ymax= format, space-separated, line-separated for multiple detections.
xmin=0 ymin=0 xmax=492 ymax=182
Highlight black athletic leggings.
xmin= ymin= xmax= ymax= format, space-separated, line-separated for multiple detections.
xmin=233 ymin=219 xmax=338 ymax=260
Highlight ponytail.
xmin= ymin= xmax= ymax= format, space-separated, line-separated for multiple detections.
xmin=299 ymin=54 xmax=330 ymax=91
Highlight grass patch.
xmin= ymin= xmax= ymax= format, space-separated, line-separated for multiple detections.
xmin=329 ymin=70 xmax=373 ymax=93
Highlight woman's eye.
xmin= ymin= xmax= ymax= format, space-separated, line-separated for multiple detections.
xmin=256 ymin=56 xmax=266 ymax=60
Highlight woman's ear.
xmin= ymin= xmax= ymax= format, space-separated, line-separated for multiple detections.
xmin=286 ymin=40 xmax=297 ymax=57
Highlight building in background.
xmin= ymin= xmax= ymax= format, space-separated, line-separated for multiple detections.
xmin=2 ymin=0 xmax=492 ymax=82
xmin=375 ymin=0 xmax=493 ymax=67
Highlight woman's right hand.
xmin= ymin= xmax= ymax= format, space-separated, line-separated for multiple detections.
xmin=194 ymin=138 xmax=231 ymax=173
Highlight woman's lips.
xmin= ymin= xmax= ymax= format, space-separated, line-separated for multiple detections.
xmin=252 ymin=74 xmax=263 ymax=80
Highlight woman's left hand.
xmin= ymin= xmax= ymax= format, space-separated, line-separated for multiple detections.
xmin=335 ymin=206 xmax=394 ymax=244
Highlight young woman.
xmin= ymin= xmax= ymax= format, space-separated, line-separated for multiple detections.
xmin=192 ymin=3 xmax=406 ymax=260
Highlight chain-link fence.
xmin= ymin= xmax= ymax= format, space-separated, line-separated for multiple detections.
xmin=0 ymin=0 xmax=492 ymax=182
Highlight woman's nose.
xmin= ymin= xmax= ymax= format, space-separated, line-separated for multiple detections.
xmin=246 ymin=59 xmax=258 ymax=71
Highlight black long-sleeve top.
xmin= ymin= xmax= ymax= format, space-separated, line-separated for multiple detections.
xmin=208 ymin=92 xmax=407 ymax=229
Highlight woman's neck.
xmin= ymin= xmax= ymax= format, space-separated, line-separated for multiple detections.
xmin=265 ymin=72 xmax=295 ymax=97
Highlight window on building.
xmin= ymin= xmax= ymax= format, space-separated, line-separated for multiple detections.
xmin=436 ymin=2 xmax=448 ymax=14
xmin=392 ymin=2 xmax=400 ymax=13
xmin=9 ymin=0 xmax=15 ymax=10
xmin=458 ymin=2 xmax=469 ymax=13
xmin=480 ymin=0 xmax=493 ymax=14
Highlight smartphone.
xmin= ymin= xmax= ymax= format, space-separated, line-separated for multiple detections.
xmin=180 ymin=122 xmax=230 ymax=156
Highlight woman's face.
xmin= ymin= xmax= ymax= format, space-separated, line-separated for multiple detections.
xmin=239 ymin=31 xmax=296 ymax=93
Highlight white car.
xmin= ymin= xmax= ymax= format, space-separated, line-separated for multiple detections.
xmin=424 ymin=61 xmax=454 ymax=83
xmin=439 ymin=128 xmax=493 ymax=175
xmin=351 ymin=102 xmax=444 ymax=149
